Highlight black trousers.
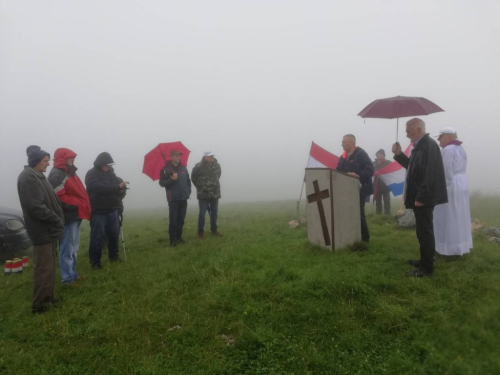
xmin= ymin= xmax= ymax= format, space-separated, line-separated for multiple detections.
xmin=413 ymin=206 xmax=435 ymax=273
xmin=375 ymin=191 xmax=391 ymax=215
xmin=168 ymin=200 xmax=188 ymax=242
xmin=360 ymin=195 xmax=370 ymax=242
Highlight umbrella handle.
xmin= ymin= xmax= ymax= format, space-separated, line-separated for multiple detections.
xmin=396 ymin=118 xmax=399 ymax=142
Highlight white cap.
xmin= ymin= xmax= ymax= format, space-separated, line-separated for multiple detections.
xmin=203 ymin=150 xmax=215 ymax=157
xmin=435 ymin=127 xmax=457 ymax=138
xmin=107 ymin=163 xmax=115 ymax=166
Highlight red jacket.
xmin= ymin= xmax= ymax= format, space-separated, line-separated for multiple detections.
xmin=48 ymin=148 xmax=91 ymax=222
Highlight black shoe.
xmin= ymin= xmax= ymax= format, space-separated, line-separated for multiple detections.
xmin=170 ymin=240 xmax=178 ymax=247
xmin=109 ymin=257 xmax=123 ymax=263
xmin=405 ymin=269 xmax=432 ymax=278
xmin=32 ymin=305 xmax=50 ymax=314
xmin=92 ymin=262 xmax=103 ymax=270
xmin=408 ymin=259 xmax=421 ymax=268
xmin=177 ymin=238 xmax=186 ymax=244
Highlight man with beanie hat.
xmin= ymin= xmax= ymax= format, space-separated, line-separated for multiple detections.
xmin=48 ymin=148 xmax=91 ymax=284
xmin=373 ymin=149 xmax=392 ymax=215
xmin=17 ymin=146 xmax=64 ymax=314
xmin=85 ymin=152 xmax=128 ymax=269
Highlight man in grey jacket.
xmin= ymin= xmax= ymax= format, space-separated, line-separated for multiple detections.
xmin=17 ymin=145 xmax=64 ymax=313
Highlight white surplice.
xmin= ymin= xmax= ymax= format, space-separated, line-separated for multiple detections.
xmin=433 ymin=143 xmax=473 ymax=256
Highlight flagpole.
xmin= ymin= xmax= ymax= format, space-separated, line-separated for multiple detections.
xmin=298 ymin=180 xmax=305 ymax=224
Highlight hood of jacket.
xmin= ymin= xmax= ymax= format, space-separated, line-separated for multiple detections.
xmin=53 ymin=148 xmax=77 ymax=171
xmin=93 ymin=152 xmax=115 ymax=168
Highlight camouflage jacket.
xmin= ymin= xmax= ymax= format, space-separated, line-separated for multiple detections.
xmin=191 ymin=157 xmax=221 ymax=200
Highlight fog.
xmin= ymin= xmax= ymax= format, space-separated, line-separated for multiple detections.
xmin=1 ymin=1 xmax=499 ymax=211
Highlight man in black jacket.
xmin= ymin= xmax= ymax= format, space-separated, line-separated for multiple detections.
xmin=336 ymin=134 xmax=374 ymax=243
xmin=159 ymin=150 xmax=192 ymax=246
xmin=85 ymin=152 xmax=128 ymax=269
xmin=393 ymin=118 xmax=447 ymax=277
xmin=17 ymin=145 xmax=64 ymax=313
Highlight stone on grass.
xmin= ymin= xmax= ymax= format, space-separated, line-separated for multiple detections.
xmin=397 ymin=209 xmax=416 ymax=228
xmin=488 ymin=237 xmax=500 ymax=244
xmin=483 ymin=227 xmax=500 ymax=238
xmin=471 ymin=219 xmax=484 ymax=232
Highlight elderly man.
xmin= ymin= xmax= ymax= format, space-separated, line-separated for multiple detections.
xmin=336 ymin=134 xmax=374 ymax=243
xmin=17 ymin=145 xmax=64 ymax=313
xmin=85 ymin=152 xmax=128 ymax=269
xmin=192 ymin=150 xmax=222 ymax=239
xmin=373 ymin=149 xmax=392 ymax=215
xmin=159 ymin=149 xmax=192 ymax=246
xmin=48 ymin=148 xmax=91 ymax=285
xmin=392 ymin=118 xmax=448 ymax=277
xmin=434 ymin=127 xmax=473 ymax=256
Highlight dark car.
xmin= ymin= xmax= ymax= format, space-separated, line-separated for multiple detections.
xmin=0 ymin=207 xmax=32 ymax=257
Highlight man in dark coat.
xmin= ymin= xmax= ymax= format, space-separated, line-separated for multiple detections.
xmin=191 ymin=150 xmax=222 ymax=239
xmin=159 ymin=149 xmax=192 ymax=246
xmin=85 ymin=152 xmax=128 ymax=269
xmin=17 ymin=145 xmax=64 ymax=314
xmin=48 ymin=148 xmax=91 ymax=285
xmin=373 ymin=149 xmax=392 ymax=215
xmin=393 ymin=118 xmax=448 ymax=277
xmin=336 ymin=134 xmax=374 ymax=243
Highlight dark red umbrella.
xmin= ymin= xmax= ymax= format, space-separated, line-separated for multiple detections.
xmin=142 ymin=142 xmax=190 ymax=181
xmin=357 ymin=96 xmax=444 ymax=140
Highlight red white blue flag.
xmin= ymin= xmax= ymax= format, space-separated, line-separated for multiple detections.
xmin=375 ymin=144 xmax=412 ymax=196
xmin=307 ymin=142 xmax=340 ymax=169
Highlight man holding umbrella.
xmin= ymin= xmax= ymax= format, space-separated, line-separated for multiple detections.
xmin=159 ymin=150 xmax=192 ymax=246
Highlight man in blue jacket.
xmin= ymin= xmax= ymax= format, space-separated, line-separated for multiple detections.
xmin=336 ymin=134 xmax=374 ymax=243
xmin=159 ymin=150 xmax=192 ymax=246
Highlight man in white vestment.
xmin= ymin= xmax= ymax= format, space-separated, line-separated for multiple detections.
xmin=433 ymin=127 xmax=473 ymax=256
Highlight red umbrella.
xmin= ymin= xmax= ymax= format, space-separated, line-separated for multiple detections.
xmin=357 ymin=96 xmax=444 ymax=140
xmin=142 ymin=142 xmax=191 ymax=181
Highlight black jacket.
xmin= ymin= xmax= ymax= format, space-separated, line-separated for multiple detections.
xmin=85 ymin=153 xmax=127 ymax=215
xmin=159 ymin=161 xmax=192 ymax=202
xmin=394 ymin=134 xmax=448 ymax=208
xmin=17 ymin=166 xmax=64 ymax=245
xmin=336 ymin=147 xmax=374 ymax=197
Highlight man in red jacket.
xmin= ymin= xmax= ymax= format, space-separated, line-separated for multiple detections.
xmin=48 ymin=148 xmax=91 ymax=285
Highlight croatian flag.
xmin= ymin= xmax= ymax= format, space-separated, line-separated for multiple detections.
xmin=307 ymin=142 xmax=340 ymax=169
xmin=376 ymin=144 xmax=412 ymax=196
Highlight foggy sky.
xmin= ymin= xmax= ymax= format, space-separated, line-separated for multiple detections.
xmin=1 ymin=0 xmax=499 ymax=210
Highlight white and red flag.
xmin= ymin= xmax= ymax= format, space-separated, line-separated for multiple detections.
xmin=307 ymin=142 xmax=340 ymax=169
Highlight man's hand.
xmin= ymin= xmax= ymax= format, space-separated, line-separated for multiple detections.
xmin=171 ymin=172 xmax=178 ymax=180
xmin=119 ymin=181 xmax=129 ymax=189
xmin=392 ymin=142 xmax=402 ymax=155
xmin=415 ymin=201 xmax=424 ymax=207
xmin=347 ymin=172 xmax=359 ymax=178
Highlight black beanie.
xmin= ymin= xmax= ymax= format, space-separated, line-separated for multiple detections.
xmin=375 ymin=149 xmax=385 ymax=157
xmin=27 ymin=145 xmax=50 ymax=167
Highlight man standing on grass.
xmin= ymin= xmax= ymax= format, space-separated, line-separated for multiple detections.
xmin=17 ymin=145 xmax=64 ymax=314
xmin=48 ymin=148 xmax=91 ymax=286
xmin=85 ymin=152 xmax=128 ymax=270
xmin=392 ymin=118 xmax=447 ymax=278
xmin=191 ymin=150 xmax=222 ymax=239
xmin=373 ymin=149 xmax=392 ymax=215
xmin=433 ymin=127 xmax=473 ymax=257
xmin=159 ymin=149 xmax=191 ymax=246
xmin=336 ymin=134 xmax=374 ymax=243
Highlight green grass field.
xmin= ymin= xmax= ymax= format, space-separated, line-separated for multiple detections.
xmin=1 ymin=196 xmax=500 ymax=374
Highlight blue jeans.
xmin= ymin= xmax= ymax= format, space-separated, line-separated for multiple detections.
xmin=168 ymin=200 xmax=187 ymax=242
xmin=89 ymin=210 xmax=120 ymax=265
xmin=59 ymin=219 xmax=82 ymax=283
xmin=198 ymin=199 xmax=218 ymax=233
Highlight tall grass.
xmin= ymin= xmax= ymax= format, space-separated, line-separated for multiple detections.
xmin=1 ymin=198 xmax=499 ymax=374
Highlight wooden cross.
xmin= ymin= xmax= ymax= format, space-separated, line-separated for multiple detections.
xmin=307 ymin=180 xmax=331 ymax=246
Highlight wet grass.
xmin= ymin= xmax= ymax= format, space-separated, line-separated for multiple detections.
xmin=1 ymin=199 xmax=499 ymax=374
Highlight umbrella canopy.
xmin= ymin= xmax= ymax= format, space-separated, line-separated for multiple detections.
xmin=142 ymin=142 xmax=191 ymax=181
xmin=357 ymin=96 xmax=444 ymax=119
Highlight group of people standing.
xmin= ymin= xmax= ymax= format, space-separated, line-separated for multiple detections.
xmin=17 ymin=147 xmax=222 ymax=314
xmin=336 ymin=117 xmax=473 ymax=278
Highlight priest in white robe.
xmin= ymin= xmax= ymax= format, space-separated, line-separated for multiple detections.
xmin=433 ymin=127 xmax=473 ymax=256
